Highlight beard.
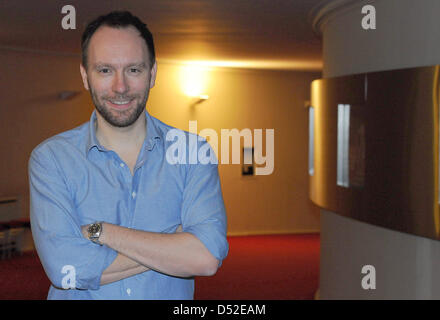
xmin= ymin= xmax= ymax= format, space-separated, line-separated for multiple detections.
xmin=88 ymin=83 xmax=149 ymax=128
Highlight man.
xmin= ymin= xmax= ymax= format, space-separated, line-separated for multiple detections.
xmin=28 ymin=11 xmax=228 ymax=299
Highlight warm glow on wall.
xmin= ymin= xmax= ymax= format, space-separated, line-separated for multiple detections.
xmin=162 ymin=58 xmax=323 ymax=71
xmin=180 ymin=64 xmax=209 ymax=98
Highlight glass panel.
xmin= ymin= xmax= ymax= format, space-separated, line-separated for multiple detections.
xmin=309 ymin=106 xmax=314 ymax=176
xmin=337 ymin=104 xmax=350 ymax=187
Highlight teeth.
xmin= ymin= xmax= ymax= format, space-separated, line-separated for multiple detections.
xmin=111 ymin=101 xmax=130 ymax=105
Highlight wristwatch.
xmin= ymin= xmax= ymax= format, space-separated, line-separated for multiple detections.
xmin=87 ymin=222 xmax=103 ymax=245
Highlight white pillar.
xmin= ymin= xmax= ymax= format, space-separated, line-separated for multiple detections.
xmin=312 ymin=0 xmax=440 ymax=299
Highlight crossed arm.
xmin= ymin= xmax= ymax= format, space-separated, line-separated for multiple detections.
xmin=30 ymin=144 xmax=227 ymax=291
xmin=81 ymin=223 xmax=219 ymax=285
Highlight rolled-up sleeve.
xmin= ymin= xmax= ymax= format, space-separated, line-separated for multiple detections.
xmin=180 ymin=143 xmax=229 ymax=266
xmin=29 ymin=147 xmax=118 ymax=290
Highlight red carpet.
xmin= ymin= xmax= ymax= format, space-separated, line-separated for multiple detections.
xmin=0 ymin=250 xmax=50 ymax=300
xmin=195 ymin=234 xmax=320 ymax=300
xmin=0 ymin=234 xmax=319 ymax=300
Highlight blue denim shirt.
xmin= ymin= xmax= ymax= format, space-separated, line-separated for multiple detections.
xmin=28 ymin=110 xmax=228 ymax=299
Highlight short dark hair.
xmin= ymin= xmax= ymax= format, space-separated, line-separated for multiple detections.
xmin=81 ymin=11 xmax=156 ymax=69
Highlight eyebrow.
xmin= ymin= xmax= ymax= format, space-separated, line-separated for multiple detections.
xmin=93 ymin=62 xmax=147 ymax=69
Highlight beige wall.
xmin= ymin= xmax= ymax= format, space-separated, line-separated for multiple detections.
xmin=0 ymin=49 xmax=93 ymax=221
xmin=0 ymin=48 xmax=321 ymax=239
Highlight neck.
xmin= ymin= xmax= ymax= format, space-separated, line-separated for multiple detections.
xmin=95 ymin=110 xmax=147 ymax=152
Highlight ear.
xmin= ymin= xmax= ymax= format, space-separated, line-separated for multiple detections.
xmin=79 ymin=64 xmax=90 ymax=91
xmin=149 ymin=61 xmax=157 ymax=89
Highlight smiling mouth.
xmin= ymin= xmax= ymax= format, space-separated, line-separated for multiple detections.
xmin=107 ymin=99 xmax=134 ymax=109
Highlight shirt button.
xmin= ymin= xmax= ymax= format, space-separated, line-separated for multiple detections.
xmin=126 ymin=288 xmax=131 ymax=296
xmin=131 ymin=191 xmax=136 ymax=199
xmin=120 ymin=163 xmax=124 ymax=167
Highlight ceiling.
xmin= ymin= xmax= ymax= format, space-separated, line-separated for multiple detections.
xmin=0 ymin=0 xmax=324 ymax=71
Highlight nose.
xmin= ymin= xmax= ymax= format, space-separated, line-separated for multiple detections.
xmin=112 ymin=71 xmax=128 ymax=94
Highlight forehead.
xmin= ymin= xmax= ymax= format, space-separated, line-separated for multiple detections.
xmin=87 ymin=25 xmax=149 ymax=65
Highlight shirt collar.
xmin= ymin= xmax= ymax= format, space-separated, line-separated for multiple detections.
xmin=145 ymin=109 xmax=162 ymax=150
xmin=85 ymin=109 xmax=162 ymax=156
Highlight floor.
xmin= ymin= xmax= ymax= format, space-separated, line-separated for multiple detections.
xmin=0 ymin=234 xmax=320 ymax=300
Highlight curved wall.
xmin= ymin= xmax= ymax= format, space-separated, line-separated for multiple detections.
xmin=313 ymin=0 xmax=440 ymax=298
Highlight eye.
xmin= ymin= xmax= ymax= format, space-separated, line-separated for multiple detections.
xmin=98 ymin=68 xmax=111 ymax=74
xmin=129 ymin=68 xmax=141 ymax=73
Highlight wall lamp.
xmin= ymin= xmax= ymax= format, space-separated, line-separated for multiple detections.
xmin=180 ymin=64 xmax=210 ymax=106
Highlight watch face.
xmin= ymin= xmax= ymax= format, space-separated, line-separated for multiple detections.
xmin=88 ymin=223 xmax=100 ymax=234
